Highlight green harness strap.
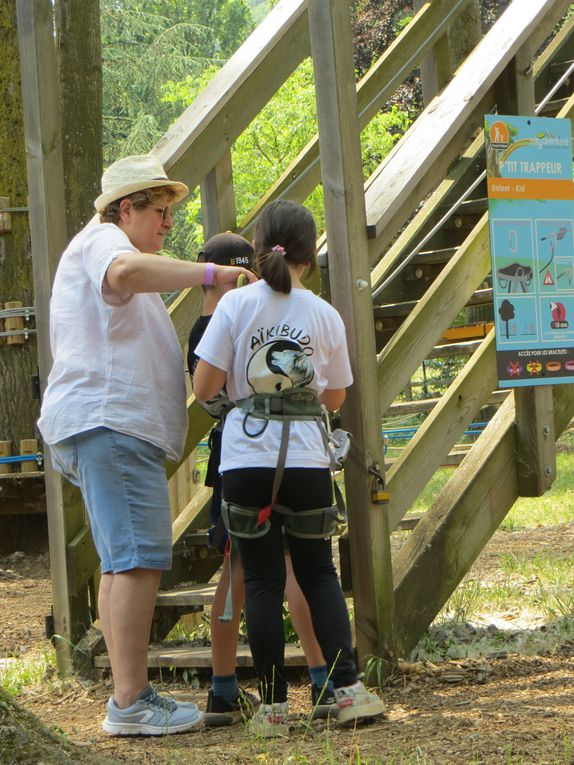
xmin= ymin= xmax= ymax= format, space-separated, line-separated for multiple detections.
xmin=218 ymin=387 xmax=347 ymax=623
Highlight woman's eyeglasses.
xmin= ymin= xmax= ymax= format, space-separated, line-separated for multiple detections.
xmin=148 ymin=205 xmax=173 ymax=221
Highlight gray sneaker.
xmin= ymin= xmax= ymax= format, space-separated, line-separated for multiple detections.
xmin=102 ymin=686 xmax=203 ymax=736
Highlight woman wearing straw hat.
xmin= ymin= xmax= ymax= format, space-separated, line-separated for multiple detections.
xmin=38 ymin=154 xmax=255 ymax=736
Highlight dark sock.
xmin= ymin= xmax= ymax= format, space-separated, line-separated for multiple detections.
xmin=212 ymin=674 xmax=239 ymax=702
xmin=309 ymin=664 xmax=334 ymax=691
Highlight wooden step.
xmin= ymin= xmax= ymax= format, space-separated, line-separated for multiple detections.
xmin=437 ymin=197 xmax=488 ymax=218
xmin=385 ymin=389 xmax=508 ymax=416
xmin=93 ymin=642 xmax=307 ymax=670
xmin=156 ymin=582 xmax=217 ymax=608
xmin=537 ymin=97 xmax=570 ymax=116
xmin=385 ymin=449 xmax=470 ymax=470
xmin=375 ymin=288 xmax=492 ymax=318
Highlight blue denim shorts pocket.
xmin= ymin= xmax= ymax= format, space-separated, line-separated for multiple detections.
xmin=49 ymin=437 xmax=80 ymax=486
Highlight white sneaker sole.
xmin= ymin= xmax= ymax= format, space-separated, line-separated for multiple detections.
xmin=310 ymin=703 xmax=339 ymax=720
xmin=102 ymin=711 xmax=204 ymax=736
xmin=248 ymin=720 xmax=289 ymax=738
xmin=337 ymin=700 xmax=385 ymax=726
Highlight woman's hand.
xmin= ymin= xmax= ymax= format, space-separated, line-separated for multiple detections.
xmin=214 ymin=265 xmax=258 ymax=286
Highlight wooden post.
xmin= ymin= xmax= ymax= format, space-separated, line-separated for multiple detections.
xmin=16 ymin=0 xmax=91 ymax=672
xmin=19 ymin=438 xmax=38 ymax=474
xmin=0 ymin=441 xmax=12 ymax=475
xmin=413 ymin=0 xmax=451 ymax=103
xmin=4 ymin=301 xmax=25 ymax=346
xmin=200 ymin=150 xmax=237 ymax=240
xmin=515 ymin=387 xmax=556 ymax=495
xmin=308 ymin=0 xmax=397 ymax=668
xmin=495 ymin=44 xmax=556 ymax=496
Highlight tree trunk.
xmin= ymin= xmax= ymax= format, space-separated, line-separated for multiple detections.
xmin=448 ymin=0 xmax=482 ymax=70
xmin=55 ymin=0 xmax=103 ymax=238
xmin=0 ymin=0 xmax=39 ymax=457
xmin=0 ymin=687 xmax=120 ymax=765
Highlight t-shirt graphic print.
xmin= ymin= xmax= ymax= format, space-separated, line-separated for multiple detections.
xmin=247 ymin=339 xmax=314 ymax=393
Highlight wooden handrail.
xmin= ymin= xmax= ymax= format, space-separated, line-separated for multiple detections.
xmin=153 ymin=0 xmax=309 ymax=192
xmin=239 ymin=0 xmax=469 ymax=238
xmin=364 ymin=0 xmax=570 ymax=263
xmin=370 ymin=16 xmax=574 ymax=294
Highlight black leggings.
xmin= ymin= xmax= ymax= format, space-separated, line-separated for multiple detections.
xmin=222 ymin=467 xmax=357 ymax=703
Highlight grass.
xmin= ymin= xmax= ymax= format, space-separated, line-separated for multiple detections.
xmin=0 ymin=648 xmax=56 ymax=696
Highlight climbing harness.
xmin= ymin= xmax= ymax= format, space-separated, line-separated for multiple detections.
xmin=219 ymin=387 xmax=349 ymax=622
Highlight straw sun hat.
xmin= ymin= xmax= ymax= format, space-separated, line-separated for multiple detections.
xmin=94 ymin=154 xmax=189 ymax=213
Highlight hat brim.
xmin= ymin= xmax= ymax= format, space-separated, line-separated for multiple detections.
xmin=94 ymin=179 xmax=189 ymax=213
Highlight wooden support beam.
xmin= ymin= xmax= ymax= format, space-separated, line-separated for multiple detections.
xmin=385 ymin=389 xmax=508 ymax=416
xmin=200 ymin=151 xmax=237 ymax=240
xmin=496 ymin=34 xmax=556 ymax=499
xmin=413 ymin=0 xmax=452 ymax=103
xmin=386 ymin=332 xmax=499 ymax=531
xmin=392 ymin=380 xmax=574 ymax=656
xmin=16 ymin=0 xmax=91 ymax=671
xmin=393 ymin=396 xmax=518 ymax=655
xmin=495 ymin=43 xmax=536 ymax=116
xmin=166 ymin=395 xmax=213 ymax=480
xmin=169 ymin=288 xmax=203 ymax=348
xmin=308 ymin=0 xmax=397 ymax=667
xmin=377 ymin=216 xmax=491 ymax=415
xmin=515 ymin=384 xmax=556 ymax=497
xmin=66 ymin=523 xmax=100 ymax=593
xmin=172 ymin=485 xmax=212 ymax=545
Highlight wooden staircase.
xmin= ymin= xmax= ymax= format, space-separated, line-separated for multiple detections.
xmin=42 ymin=0 xmax=574 ymax=673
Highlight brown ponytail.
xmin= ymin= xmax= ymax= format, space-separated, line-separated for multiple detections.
xmin=254 ymin=200 xmax=317 ymax=294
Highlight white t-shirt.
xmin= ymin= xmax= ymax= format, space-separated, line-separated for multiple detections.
xmin=38 ymin=223 xmax=188 ymax=462
xmin=195 ymin=280 xmax=353 ymax=471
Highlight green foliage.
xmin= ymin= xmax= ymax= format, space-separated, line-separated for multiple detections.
xmin=393 ymin=8 xmax=413 ymax=32
xmin=101 ymin=0 xmax=254 ymax=165
xmin=361 ymin=106 xmax=411 ymax=179
xmin=352 ymin=0 xmax=409 ymax=75
xmin=162 ymin=57 xmax=410 ymax=254
xmin=248 ymin=0 xmax=276 ymax=24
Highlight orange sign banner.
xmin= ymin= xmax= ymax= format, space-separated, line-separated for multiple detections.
xmin=488 ymin=178 xmax=574 ymax=200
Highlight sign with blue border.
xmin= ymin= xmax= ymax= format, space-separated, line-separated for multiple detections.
xmin=485 ymin=114 xmax=574 ymax=387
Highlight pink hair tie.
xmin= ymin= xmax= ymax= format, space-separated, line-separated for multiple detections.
xmin=271 ymin=245 xmax=286 ymax=256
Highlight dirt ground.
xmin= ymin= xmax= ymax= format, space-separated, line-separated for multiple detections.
xmin=2 ymin=526 xmax=574 ymax=765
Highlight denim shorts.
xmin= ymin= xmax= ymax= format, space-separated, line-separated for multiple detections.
xmin=49 ymin=427 xmax=172 ymax=574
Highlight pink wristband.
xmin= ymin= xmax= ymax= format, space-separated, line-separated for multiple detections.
xmin=203 ymin=262 xmax=216 ymax=286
